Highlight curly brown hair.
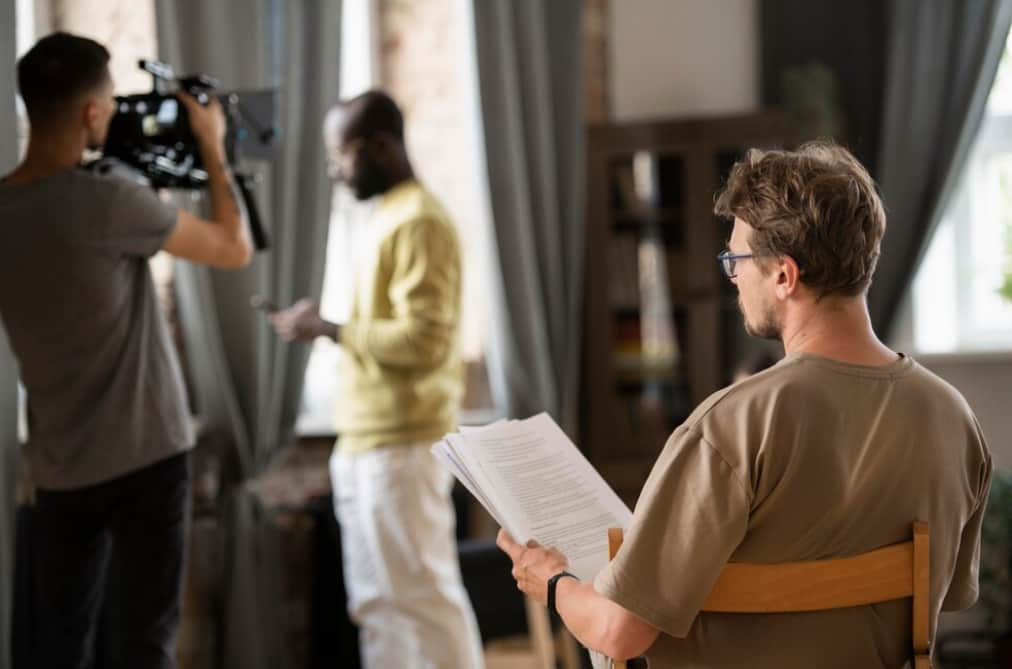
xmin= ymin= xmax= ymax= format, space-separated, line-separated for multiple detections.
xmin=714 ymin=141 xmax=886 ymax=298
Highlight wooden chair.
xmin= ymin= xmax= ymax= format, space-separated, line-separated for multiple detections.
xmin=607 ymin=522 xmax=931 ymax=669
xmin=524 ymin=595 xmax=582 ymax=669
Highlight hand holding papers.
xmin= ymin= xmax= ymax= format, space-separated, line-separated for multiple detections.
xmin=432 ymin=413 xmax=632 ymax=581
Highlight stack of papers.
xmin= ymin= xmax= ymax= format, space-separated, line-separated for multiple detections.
xmin=432 ymin=413 xmax=633 ymax=581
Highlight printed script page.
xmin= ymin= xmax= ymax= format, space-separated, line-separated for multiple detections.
xmin=439 ymin=413 xmax=632 ymax=581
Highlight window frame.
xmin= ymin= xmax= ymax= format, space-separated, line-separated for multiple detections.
xmin=908 ymin=70 xmax=1012 ymax=355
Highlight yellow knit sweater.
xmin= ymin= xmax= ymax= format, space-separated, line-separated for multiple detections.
xmin=335 ymin=179 xmax=463 ymax=452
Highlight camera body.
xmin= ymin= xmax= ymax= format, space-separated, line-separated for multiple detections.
xmin=91 ymin=60 xmax=274 ymax=249
xmin=100 ymin=61 xmax=221 ymax=189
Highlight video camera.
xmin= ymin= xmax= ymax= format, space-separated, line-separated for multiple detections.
xmin=89 ymin=60 xmax=275 ymax=250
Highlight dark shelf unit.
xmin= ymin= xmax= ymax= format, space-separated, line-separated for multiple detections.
xmin=581 ymin=111 xmax=787 ymax=505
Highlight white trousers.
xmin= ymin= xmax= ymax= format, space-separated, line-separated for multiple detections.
xmin=330 ymin=444 xmax=486 ymax=669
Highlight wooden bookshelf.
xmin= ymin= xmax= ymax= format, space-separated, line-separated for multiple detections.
xmin=581 ymin=111 xmax=787 ymax=505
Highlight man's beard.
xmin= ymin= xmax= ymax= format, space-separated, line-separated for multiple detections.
xmin=350 ymin=160 xmax=389 ymax=200
xmin=740 ymin=296 xmax=781 ymax=340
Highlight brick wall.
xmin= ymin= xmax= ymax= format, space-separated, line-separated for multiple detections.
xmin=378 ymin=0 xmax=488 ymax=365
xmin=378 ymin=0 xmax=609 ymax=253
xmin=51 ymin=0 xmax=158 ymax=95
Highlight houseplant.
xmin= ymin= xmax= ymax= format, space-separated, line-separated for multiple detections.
xmin=982 ymin=469 xmax=1012 ymax=667
xmin=981 ymin=469 xmax=1012 ymax=633
xmin=937 ymin=470 xmax=1012 ymax=667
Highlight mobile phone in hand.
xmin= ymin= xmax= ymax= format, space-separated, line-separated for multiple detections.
xmin=250 ymin=295 xmax=278 ymax=313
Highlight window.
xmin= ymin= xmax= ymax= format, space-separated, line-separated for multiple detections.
xmin=14 ymin=0 xmax=37 ymax=444
xmin=14 ymin=0 xmax=44 ymax=157
xmin=295 ymin=192 xmax=378 ymax=435
xmin=908 ymin=29 xmax=1012 ymax=354
xmin=295 ymin=0 xmax=499 ymax=434
xmin=295 ymin=0 xmax=381 ymax=435
xmin=378 ymin=0 xmax=498 ymax=421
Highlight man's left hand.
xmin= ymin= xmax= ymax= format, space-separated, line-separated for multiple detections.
xmin=267 ymin=298 xmax=338 ymax=342
xmin=496 ymin=529 xmax=570 ymax=605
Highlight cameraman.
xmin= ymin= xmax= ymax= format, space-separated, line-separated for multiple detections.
xmin=0 ymin=32 xmax=251 ymax=668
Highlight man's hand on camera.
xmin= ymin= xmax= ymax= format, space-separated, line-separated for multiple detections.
xmin=176 ymin=92 xmax=226 ymax=153
xmin=268 ymin=298 xmax=339 ymax=343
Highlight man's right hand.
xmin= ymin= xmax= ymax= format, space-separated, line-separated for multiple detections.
xmin=162 ymin=92 xmax=252 ymax=270
xmin=176 ymin=92 xmax=226 ymax=153
xmin=268 ymin=298 xmax=339 ymax=342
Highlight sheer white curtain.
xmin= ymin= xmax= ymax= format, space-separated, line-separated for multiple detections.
xmin=297 ymin=0 xmax=377 ymax=434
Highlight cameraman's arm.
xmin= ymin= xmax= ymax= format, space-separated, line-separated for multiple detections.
xmin=162 ymin=94 xmax=253 ymax=269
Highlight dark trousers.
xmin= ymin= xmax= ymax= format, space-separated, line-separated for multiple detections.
xmin=30 ymin=452 xmax=191 ymax=669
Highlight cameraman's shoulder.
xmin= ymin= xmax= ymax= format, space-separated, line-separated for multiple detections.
xmin=80 ymin=166 xmax=172 ymax=210
xmin=73 ymin=169 xmax=177 ymax=245
xmin=69 ymin=166 xmax=138 ymax=198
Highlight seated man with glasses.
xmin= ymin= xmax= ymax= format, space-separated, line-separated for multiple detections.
xmin=498 ymin=141 xmax=991 ymax=669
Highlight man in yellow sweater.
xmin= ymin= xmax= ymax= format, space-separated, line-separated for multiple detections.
xmin=269 ymin=90 xmax=484 ymax=668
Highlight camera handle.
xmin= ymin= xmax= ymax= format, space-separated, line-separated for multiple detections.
xmin=222 ymin=94 xmax=275 ymax=252
xmin=234 ymin=98 xmax=279 ymax=146
xmin=234 ymin=172 xmax=270 ymax=251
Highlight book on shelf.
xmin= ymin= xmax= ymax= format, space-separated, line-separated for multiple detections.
xmin=608 ymin=234 xmax=640 ymax=309
xmin=608 ymin=234 xmax=639 ymax=309
xmin=431 ymin=413 xmax=633 ymax=581
xmin=612 ymin=162 xmax=644 ymax=214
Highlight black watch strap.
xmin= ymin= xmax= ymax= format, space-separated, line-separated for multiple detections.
xmin=547 ymin=571 xmax=579 ymax=617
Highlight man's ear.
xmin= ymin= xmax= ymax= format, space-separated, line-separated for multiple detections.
xmin=82 ymin=98 xmax=100 ymax=132
xmin=775 ymin=254 xmax=802 ymax=300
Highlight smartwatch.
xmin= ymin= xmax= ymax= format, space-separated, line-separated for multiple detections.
xmin=547 ymin=571 xmax=579 ymax=617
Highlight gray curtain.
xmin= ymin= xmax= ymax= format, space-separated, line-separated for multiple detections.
xmin=1 ymin=0 xmax=18 ymax=665
xmin=156 ymin=1 xmax=340 ymax=667
xmin=760 ymin=0 xmax=889 ymax=173
xmin=872 ymin=0 xmax=1012 ymax=336
xmin=469 ymin=0 xmax=586 ymax=434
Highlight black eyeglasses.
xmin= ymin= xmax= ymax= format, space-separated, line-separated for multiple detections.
xmin=716 ymin=251 xmax=756 ymax=279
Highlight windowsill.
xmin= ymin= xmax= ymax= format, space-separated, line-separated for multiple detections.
xmin=294 ymin=406 xmax=507 ymax=440
xmin=294 ymin=423 xmax=339 ymax=440
xmin=911 ymin=349 xmax=1012 ymax=366
xmin=459 ymin=406 xmax=508 ymax=426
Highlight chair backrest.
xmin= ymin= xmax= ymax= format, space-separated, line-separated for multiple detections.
xmin=606 ymin=522 xmax=931 ymax=669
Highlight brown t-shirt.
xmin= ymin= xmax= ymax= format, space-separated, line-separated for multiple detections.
xmin=595 ymin=352 xmax=991 ymax=669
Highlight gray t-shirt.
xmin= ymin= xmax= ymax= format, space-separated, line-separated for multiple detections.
xmin=0 ymin=167 xmax=194 ymax=490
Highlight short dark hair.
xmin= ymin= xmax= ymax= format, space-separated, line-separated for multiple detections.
xmin=714 ymin=141 xmax=887 ymax=298
xmin=340 ymin=89 xmax=405 ymax=142
xmin=17 ymin=32 xmax=111 ymax=124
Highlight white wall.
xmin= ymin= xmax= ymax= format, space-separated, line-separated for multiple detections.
xmin=609 ymin=0 xmax=759 ymax=121
xmin=919 ymin=354 xmax=1012 ymax=472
